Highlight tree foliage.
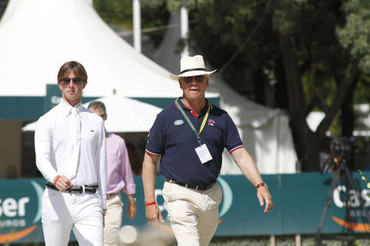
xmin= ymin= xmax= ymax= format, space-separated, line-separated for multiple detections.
xmin=337 ymin=0 xmax=370 ymax=71
xmin=94 ymin=0 xmax=170 ymax=47
xmin=158 ymin=0 xmax=370 ymax=171
xmin=94 ymin=0 xmax=370 ymax=171
xmin=94 ymin=0 xmax=131 ymax=28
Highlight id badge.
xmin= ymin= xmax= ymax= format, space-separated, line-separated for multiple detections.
xmin=195 ymin=144 xmax=213 ymax=164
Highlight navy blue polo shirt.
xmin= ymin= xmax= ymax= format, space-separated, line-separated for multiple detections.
xmin=145 ymin=97 xmax=243 ymax=186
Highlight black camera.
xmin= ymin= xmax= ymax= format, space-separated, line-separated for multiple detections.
xmin=330 ymin=137 xmax=353 ymax=159
xmin=321 ymin=137 xmax=354 ymax=173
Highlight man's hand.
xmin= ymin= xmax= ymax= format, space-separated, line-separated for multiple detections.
xmin=54 ymin=175 xmax=74 ymax=191
xmin=257 ymin=186 xmax=274 ymax=213
xmin=127 ymin=201 xmax=137 ymax=220
xmin=142 ymin=153 xmax=163 ymax=225
xmin=145 ymin=204 xmax=164 ymax=225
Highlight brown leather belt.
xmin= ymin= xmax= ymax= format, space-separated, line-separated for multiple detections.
xmin=46 ymin=181 xmax=98 ymax=194
xmin=165 ymin=178 xmax=216 ymax=191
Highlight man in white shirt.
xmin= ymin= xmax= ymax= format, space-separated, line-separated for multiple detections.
xmin=35 ymin=61 xmax=107 ymax=245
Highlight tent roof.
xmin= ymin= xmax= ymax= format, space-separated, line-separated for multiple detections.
xmin=0 ymin=0 xmax=218 ymax=99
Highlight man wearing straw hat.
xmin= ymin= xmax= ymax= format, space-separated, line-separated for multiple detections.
xmin=142 ymin=55 xmax=273 ymax=246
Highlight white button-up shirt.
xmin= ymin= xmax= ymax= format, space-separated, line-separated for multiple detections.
xmin=35 ymin=99 xmax=107 ymax=209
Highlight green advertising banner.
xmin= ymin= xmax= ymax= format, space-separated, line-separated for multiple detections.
xmin=0 ymin=172 xmax=369 ymax=244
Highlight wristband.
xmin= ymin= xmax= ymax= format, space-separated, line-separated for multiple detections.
xmin=256 ymin=182 xmax=268 ymax=189
xmin=54 ymin=175 xmax=61 ymax=185
xmin=145 ymin=201 xmax=156 ymax=207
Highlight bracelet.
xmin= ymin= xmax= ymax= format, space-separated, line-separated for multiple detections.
xmin=54 ymin=175 xmax=61 ymax=185
xmin=145 ymin=201 xmax=156 ymax=207
xmin=256 ymin=182 xmax=268 ymax=189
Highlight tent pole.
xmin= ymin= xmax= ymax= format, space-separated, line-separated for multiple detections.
xmin=180 ymin=7 xmax=189 ymax=57
xmin=133 ymin=0 xmax=141 ymax=53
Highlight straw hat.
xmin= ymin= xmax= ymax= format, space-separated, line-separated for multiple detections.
xmin=170 ymin=55 xmax=216 ymax=80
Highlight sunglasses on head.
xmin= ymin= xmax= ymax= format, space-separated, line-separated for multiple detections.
xmin=181 ymin=75 xmax=206 ymax=83
xmin=59 ymin=77 xmax=84 ymax=85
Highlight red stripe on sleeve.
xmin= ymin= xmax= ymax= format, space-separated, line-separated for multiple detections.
xmin=229 ymin=146 xmax=244 ymax=154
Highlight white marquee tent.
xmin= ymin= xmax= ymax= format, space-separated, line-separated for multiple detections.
xmin=0 ymin=0 xmax=297 ymax=174
xmin=0 ymin=0 xmax=217 ymax=99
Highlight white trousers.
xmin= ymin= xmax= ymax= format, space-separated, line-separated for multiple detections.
xmin=162 ymin=182 xmax=222 ymax=246
xmin=41 ymin=188 xmax=103 ymax=246
xmin=104 ymin=193 xmax=123 ymax=246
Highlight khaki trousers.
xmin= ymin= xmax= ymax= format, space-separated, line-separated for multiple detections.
xmin=163 ymin=181 xmax=222 ymax=246
xmin=104 ymin=193 xmax=123 ymax=246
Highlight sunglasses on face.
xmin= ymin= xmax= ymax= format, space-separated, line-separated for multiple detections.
xmin=181 ymin=75 xmax=206 ymax=83
xmin=59 ymin=77 xmax=84 ymax=86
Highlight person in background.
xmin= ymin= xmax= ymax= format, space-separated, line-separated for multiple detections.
xmin=35 ymin=61 xmax=107 ymax=245
xmin=142 ymin=55 xmax=273 ymax=246
xmin=88 ymin=101 xmax=137 ymax=246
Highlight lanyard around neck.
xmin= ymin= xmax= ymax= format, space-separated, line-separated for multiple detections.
xmin=175 ymin=98 xmax=211 ymax=144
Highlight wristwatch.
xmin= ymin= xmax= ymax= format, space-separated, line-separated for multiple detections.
xmin=129 ymin=197 xmax=137 ymax=203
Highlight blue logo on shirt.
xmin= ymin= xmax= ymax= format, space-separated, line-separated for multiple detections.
xmin=174 ymin=120 xmax=184 ymax=126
